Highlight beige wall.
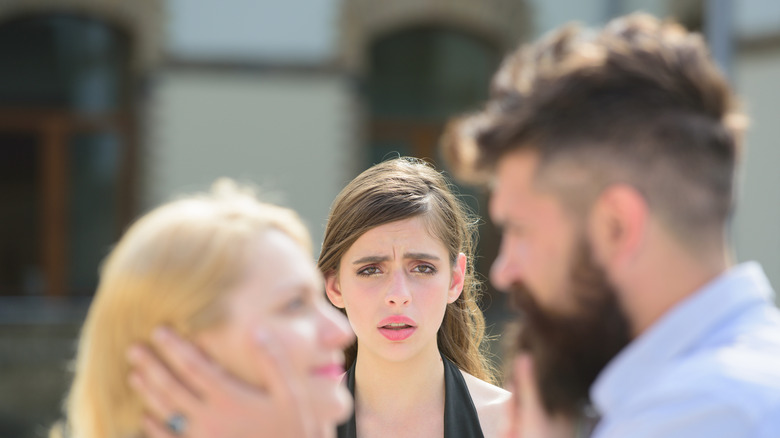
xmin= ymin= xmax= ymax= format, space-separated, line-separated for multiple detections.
xmin=144 ymin=70 xmax=363 ymax=253
xmin=733 ymin=45 xmax=780 ymax=297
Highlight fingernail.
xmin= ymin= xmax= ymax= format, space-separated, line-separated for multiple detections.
xmin=152 ymin=327 xmax=170 ymax=343
xmin=128 ymin=373 xmax=141 ymax=389
xmin=126 ymin=346 xmax=141 ymax=363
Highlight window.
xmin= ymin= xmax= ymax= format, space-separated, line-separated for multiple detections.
xmin=366 ymin=26 xmax=500 ymax=163
xmin=0 ymin=13 xmax=136 ymax=297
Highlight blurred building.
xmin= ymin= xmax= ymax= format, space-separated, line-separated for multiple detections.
xmin=0 ymin=0 xmax=777 ymax=436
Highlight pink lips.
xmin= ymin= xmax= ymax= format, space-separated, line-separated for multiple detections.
xmin=313 ymin=363 xmax=345 ymax=380
xmin=377 ymin=315 xmax=417 ymax=341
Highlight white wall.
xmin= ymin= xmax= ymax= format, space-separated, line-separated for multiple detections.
xmin=144 ymin=71 xmax=360 ymax=253
xmin=528 ymin=0 xmax=667 ymax=37
xmin=165 ymin=0 xmax=341 ymax=62
xmin=529 ymin=0 xmax=606 ymax=36
xmin=733 ymin=48 xmax=780 ymax=294
xmin=736 ymin=0 xmax=780 ymax=38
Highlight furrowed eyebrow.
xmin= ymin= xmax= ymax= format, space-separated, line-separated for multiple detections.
xmin=404 ymin=252 xmax=440 ymax=261
xmin=352 ymin=255 xmax=390 ymax=265
xmin=352 ymin=253 xmax=441 ymax=264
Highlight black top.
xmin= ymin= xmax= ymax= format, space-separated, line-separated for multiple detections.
xmin=336 ymin=355 xmax=485 ymax=438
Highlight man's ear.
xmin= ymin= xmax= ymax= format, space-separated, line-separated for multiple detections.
xmin=325 ymin=272 xmax=345 ymax=309
xmin=588 ymin=184 xmax=648 ymax=268
xmin=447 ymin=253 xmax=467 ymax=303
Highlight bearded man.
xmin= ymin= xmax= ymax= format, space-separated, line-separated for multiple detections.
xmin=443 ymin=12 xmax=780 ymax=438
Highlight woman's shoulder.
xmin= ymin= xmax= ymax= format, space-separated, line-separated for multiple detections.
xmin=460 ymin=369 xmax=511 ymax=407
xmin=460 ymin=370 xmax=511 ymax=438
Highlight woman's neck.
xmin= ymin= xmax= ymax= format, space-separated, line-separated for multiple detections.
xmin=353 ymin=341 xmax=445 ymax=419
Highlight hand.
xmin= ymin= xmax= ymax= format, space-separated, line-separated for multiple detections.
xmin=127 ymin=326 xmax=330 ymax=438
xmin=500 ymin=354 xmax=576 ymax=438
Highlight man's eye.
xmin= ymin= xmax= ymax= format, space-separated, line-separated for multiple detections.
xmin=357 ymin=266 xmax=381 ymax=276
xmin=413 ymin=264 xmax=436 ymax=274
xmin=507 ymin=224 xmax=525 ymax=238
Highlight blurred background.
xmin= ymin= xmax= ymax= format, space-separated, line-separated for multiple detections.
xmin=0 ymin=0 xmax=777 ymax=436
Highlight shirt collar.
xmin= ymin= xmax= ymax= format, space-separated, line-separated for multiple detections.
xmin=590 ymin=262 xmax=775 ymax=414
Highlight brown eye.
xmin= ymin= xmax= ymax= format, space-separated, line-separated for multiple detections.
xmin=413 ymin=264 xmax=436 ymax=274
xmin=357 ymin=266 xmax=381 ymax=276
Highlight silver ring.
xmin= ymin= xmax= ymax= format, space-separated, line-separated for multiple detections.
xmin=166 ymin=413 xmax=188 ymax=436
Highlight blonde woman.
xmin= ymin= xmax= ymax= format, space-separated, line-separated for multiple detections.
xmin=51 ymin=180 xmax=353 ymax=438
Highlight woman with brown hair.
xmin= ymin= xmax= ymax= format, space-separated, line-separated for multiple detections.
xmin=319 ymin=157 xmax=509 ymax=438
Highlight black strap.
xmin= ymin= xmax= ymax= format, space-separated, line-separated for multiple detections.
xmin=336 ymin=356 xmax=484 ymax=437
xmin=336 ymin=360 xmax=357 ymax=438
xmin=442 ymin=355 xmax=485 ymax=437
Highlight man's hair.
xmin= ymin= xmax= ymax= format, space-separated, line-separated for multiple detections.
xmin=442 ymin=13 xmax=747 ymax=245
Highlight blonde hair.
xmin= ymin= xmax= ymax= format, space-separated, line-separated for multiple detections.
xmin=52 ymin=179 xmax=310 ymax=438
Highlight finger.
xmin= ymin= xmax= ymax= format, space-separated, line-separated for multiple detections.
xmin=516 ymin=354 xmax=549 ymax=438
xmin=150 ymin=327 xmax=226 ymax=398
xmin=516 ymin=354 xmax=576 ymax=438
xmin=128 ymin=371 xmax=172 ymax=423
xmin=253 ymin=327 xmax=317 ymax=436
xmin=253 ymin=327 xmax=305 ymax=403
xmin=498 ymin=402 xmax=517 ymax=438
xmin=516 ymin=354 xmax=543 ymax=415
xmin=127 ymin=344 xmax=199 ymax=417
xmin=142 ymin=414 xmax=177 ymax=438
xmin=499 ymin=358 xmax=522 ymax=438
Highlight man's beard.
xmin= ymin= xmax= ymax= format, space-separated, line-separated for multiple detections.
xmin=507 ymin=238 xmax=631 ymax=418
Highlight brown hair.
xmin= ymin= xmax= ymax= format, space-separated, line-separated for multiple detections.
xmin=442 ymin=13 xmax=747 ymax=247
xmin=318 ymin=157 xmax=495 ymax=383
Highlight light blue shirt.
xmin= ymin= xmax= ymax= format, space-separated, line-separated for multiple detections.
xmin=591 ymin=262 xmax=780 ymax=438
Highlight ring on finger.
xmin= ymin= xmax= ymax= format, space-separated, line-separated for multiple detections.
xmin=166 ymin=413 xmax=188 ymax=436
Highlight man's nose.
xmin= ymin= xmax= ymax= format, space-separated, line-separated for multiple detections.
xmin=491 ymin=240 xmax=523 ymax=292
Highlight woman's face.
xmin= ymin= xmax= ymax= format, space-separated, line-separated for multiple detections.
xmin=326 ymin=216 xmax=466 ymax=363
xmin=197 ymin=229 xmax=354 ymax=424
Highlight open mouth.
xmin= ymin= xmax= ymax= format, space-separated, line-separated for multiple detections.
xmin=381 ymin=322 xmax=413 ymax=330
xmin=378 ymin=319 xmax=416 ymax=341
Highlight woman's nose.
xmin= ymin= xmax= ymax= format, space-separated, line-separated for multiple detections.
xmin=385 ymin=272 xmax=411 ymax=306
xmin=320 ymin=304 xmax=355 ymax=349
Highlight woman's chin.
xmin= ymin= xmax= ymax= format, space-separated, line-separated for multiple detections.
xmin=314 ymin=383 xmax=354 ymax=426
xmin=334 ymin=386 xmax=354 ymax=423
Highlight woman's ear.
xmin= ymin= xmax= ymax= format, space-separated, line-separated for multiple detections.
xmin=325 ymin=272 xmax=345 ymax=309
xmin=447 ymin=253 xmax=467 ymax=303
